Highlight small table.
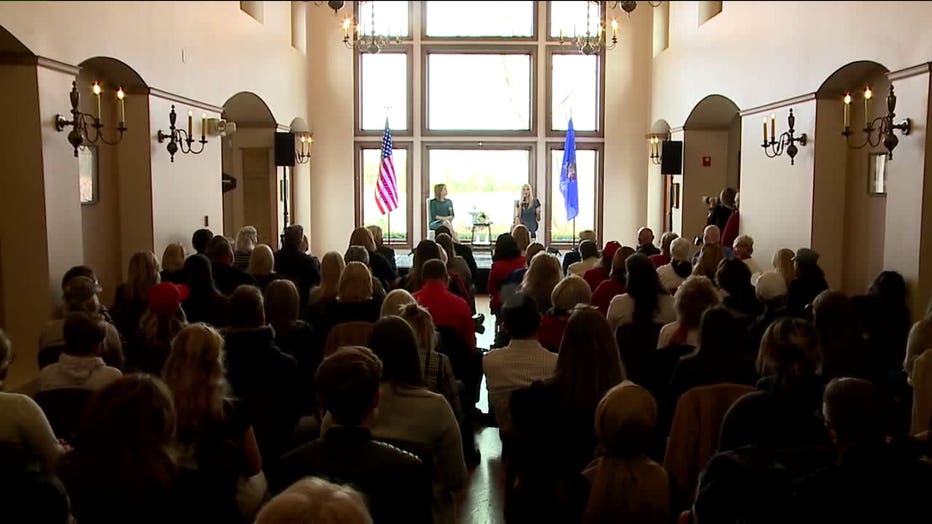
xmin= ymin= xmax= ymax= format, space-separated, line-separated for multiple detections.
xmin=471 ymin=223 xmax=493 ymax=247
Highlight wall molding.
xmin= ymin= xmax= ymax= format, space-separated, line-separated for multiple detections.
xmin=36 ymin=56 xmax=81 ymax=76
xmin=888 ymin=63 xmax=932 ymax=82
xmin=739 ymin=93 xmax=816 ymax=118
xmin=148 ymin=87 xmax=223 ymax=113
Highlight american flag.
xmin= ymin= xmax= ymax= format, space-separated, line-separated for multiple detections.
xmin=375 ymin=118 xmax=399 ymax=214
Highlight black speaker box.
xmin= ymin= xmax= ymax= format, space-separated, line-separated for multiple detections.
xmin=274 ymin=132 xmax=296 ymax=167
xmin=661 ymin=140 xmax=683 ymax=175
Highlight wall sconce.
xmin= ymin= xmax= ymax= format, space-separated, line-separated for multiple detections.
xmin=761 ymin=108 xmax=807 ymax=165
xmin=157 ymin=105 xmax=208 ymax=162
xmin=842 ymin=84 xmax=911 ymax=160
xmin=647 ymin=134 xmax=668 ymax=165
xmin=55 ymin=81 xmax=127 ymax=157
xmin=296 ymin=134 xmax=312 ymax=164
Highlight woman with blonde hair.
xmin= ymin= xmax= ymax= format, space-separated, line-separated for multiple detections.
xmin=510 ymin=308 xmax=625 ymax=521
xmin=514 ymin=183 xmax=541 ymax=239
xmin=772 ymin=248 xmax=795 ymax=287
xmin=380 ymin=288 xmax=416 ymax=318
xmin=538 ymin=275 xmax=593 ymax=352
xmin=234 ymin=226 xmax=258 ymax=270
xmin=307 ymin=251 xmax=345 ymax=309
xmin=398 ymin=303 xmax=462 ymax=423
xmin=112 ymin=251 xmax=161 ymax=341
xmin=692 ymin=243 xmax=725 ymax=280
xmin=519 ymin=252 xmax=563 ymax=314
xmin=163 ymin=324 xmax=263 ymax=521
xmin=247 ymin=243 xmax=279 ymax=290
xmin=511 ymin=224 xmax=532 ymax=254
xmin=582 ymin=382 xmax=669 ymax=524
xmin=428 ymin=183 xmax=454 ymax=231
xmin=317 ymin=262 xmax=381 ymax=336
xmin=657 ymin=275 xmax=721 ymax=349
xmin=160 ymin=243 xmax=186 ymax=284
xmin=436 ymin=233 xmax=473 ymax=299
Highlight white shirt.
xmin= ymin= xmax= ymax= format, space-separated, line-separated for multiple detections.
xmin=741 ymin=257 xmax=763 ymax=278
xmin=656 ymin=263 xmax=688 ymax=294
xmin=657 ymin=320 xmax=700 ymax=349
xmin=482 ymin=339 xmax=557 ymax=433
xmin=568 ymin=257 xmax=599 ymax=277
xmin=38 ymin=354 xmax=122 ymax=392
xmin=606 ymin=293 xmax=677 ymax=331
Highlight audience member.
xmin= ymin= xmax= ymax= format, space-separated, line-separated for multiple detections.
xmin=222 ymin=286 xmax=301 ymax=469
xmin=344 ymin=246 xmax=387 ymax=302
xmin=249 ymin=243 xmax=281 ymax=289
xmin=367 ymin=224 xmax=398 ymax=273
xmin=538 ymin=275 xmax=592 ymax=353
xmin=257 ymin=477 xmax=373 ymax=524
xmin=40 ymin=275 xmax=124 ymax=369
xmin=583 ymin=240 xmax=621 ymax=291
xmin=592 ymin=246 xmax=635 ymax=314
xmin=234 ymin=226 xmax=258 ymax=271
xmin=349 ymin=227 xmax=398 ymax=291
xmin=511 ymin=308 xmax=624 ymax=522
xmin=57 ymin=374 xmax=182 ymax=524
xmin=636 ymin=227 xmax=660 ymax=256
xmin=414 ymin=260 xmax=476 ymax=353
xmin=405 ymin=240 xmax=444 ymax=293
xmin=795 ymin=378 xmax=932 ymax=523
xmin=525 ymin=242 xmax=545 ymax=266
xmin=772 ymin=247 xmax=795 ymax=287
xmin=582 ymin=382 xmax=670 ymax=524
xmin=488 ymin=234 xmax=526 ymax=315
xmin=182 ymin=254 xmax=229 ymax=327
xmin=275 ymin=225 xmax=322 ymax=309
xmin=657 ymin=237 xmax=693 ymax=294
xmin=206 ymin=235 xmax=257 ymax=296
xmin=721 ymin=191 xmax=740 ymax=249
xmin=435 ymin=224 xmax=478 ymax=279
xmin=316 ymin=262 xmax=381 ymax=335
xmin=483 ymin=293 xmax=557 ymax=435
xmin=568 ymin=240 xmax=600 ymax=277
xmin=436 ymin=232 xmax=473 ymax=300
xmin=733 ymin=234 xmax=762 ymax=275
xmin=706 ymin=187 xmax=736 ymax=232
xmin=128 ymin=282 xmax=188 ymax=375
xmin=365 ymin=317 xmax=467 ymax=523
xmin=561 ymin=229 xmax=597 ymax=274
xmin=160 ymin=243 xmax=187 ymax=284
xmin=812 ymin=291 xmax=868 ymax=380
xmin=306 ymin=251 xmax=345 ymax=319
xmin=717 ymin=258 xmax=764 ymax=319
xmin=746 ymin=271 xmax=794 ymax=358
xmin=905 ymin=297 xmax=932 ymax=382
xmin=649 ymin=231 xmax=678 ymax=267
xmin=278 ymin=346 xmax=432 ymax=523
xmin=380 ymin=288 xmax=416 ymax=318
xmin=511 ymin=224 xmax=532 ymax=254
xmin=398 ymin=303 xmax=462 ymax=415
xmin=265 ymin=279 xmax=319 ymax=413
xmin=163 ymin=324 xmax=263 ymax=522
xmin=191 ymin=228 xmax=214 ymax=256
xmin=39 ymin=312 xmax=122 ymax=392
xmin=607 ymin=254 xmax=676 ymax=330
xmin=657 ymin=276 xmax=720 ymax=349
xmin=787 ymin=248 xmax=828 ymax=316
xmin=854 ymin=270 xmax=911 ymax=380
xmin=518 ymin=252 xmax=563 ymax=314
xmin=111 ymin=251 xmax=160 ymax=342
xmin=692 ymin=243 xmax=724 ymax=279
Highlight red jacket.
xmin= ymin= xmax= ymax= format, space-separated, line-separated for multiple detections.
xmin=538 ymin=314 xmax=569 ymax=353
xmin=649 ymin=254 xmax=671 ymax=268
xmin=488 ymin=257 xmax=527 ymax=312
xmin=592 ymin=280 xmax=626 ymax=315
xmin=583 ymin=267 xmax=609 ymax=292
xmin=722 ymin=209 xmax=740 ymax=249
xmin=414 ymin=280 xmax=476 ymax=353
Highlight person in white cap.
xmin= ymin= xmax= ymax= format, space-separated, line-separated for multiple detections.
xmin=746 ymin=271 xmax=796 ymax=357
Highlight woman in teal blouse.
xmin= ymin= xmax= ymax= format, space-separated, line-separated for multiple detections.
xmin=428 ymin=183 xmax=454 ymax=231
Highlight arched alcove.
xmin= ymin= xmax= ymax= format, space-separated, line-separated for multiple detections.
xmin=679 ymin=95 xmax=741 ymax=240
xmin=221 ymin=92 xmax=280 ymax=247
xmin=812 ymin=61 xmax=891 ymax=293
xmin=75 ymin=57 xmax=152 ymax=298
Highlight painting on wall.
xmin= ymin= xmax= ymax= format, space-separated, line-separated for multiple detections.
xmin=868 ymin=152 xmax=886 ymax=195
xmin=672 ymin=182 xmax=681 ymax=209
xmin=79 ymin=145 xmax=98 ymax=205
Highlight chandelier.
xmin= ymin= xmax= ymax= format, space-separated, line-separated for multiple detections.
xmin=607 ymin=1 xmax=664 ymax=13
xmin=342 ymin=2 xmax=401 ymax=54
xmin=559 ymin=2 xmax=617 ymax=55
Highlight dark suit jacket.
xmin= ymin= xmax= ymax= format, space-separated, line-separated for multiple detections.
xmin=277 ymin=426 xmax=432 ymax=524
xmin=211 ymin=262 xmax=257 ymax=296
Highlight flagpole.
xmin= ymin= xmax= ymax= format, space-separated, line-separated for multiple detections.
xmin=572 ymin=218 xmax=576 ymax=249
xmin=386 ymin=210 xmax=392 ymax=246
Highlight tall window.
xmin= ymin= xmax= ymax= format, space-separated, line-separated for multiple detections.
xmin=354 ymin=2 xmax=604 ymax=246
xmin=358 ymin=145 xmax=410 ymax=244
xmin=548 ymin=146 xmax=600 ymax=243
xmin=425 ymin=147 xmax=532 ymax=241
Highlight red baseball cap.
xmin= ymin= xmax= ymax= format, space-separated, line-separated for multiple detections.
xmin=602 ymin=241 xmax=622 ymax=261
xmin=148 ymin=282 xmax=190 ymax=314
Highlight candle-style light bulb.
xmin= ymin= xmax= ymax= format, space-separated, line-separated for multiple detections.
xmin=92 ymin=82 xmax=102 ymax=119
xmin=611 ymin=18 xmax=618 ymax=38
xmin=843 ymin=93 xmax=852 ymax=105
xmin=863 ymin=87 xmax=873 ymax=100
xmin=92 ymin=83 xmax=101 ymax=96
xmin=116 ymin=87 xmax=126 ymax=125
xmin=864 ymin=86 xmax=873 ymax=127
xmin=116 ymin=88 xmax=125 ymax=100
xmin=843 ymin=92 xmax=851 ymax=128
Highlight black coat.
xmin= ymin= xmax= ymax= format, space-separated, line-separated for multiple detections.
xmin=274 ymin=249 xmax=321 ymax=308
xmin=211 ymin=262 xmax=257 ymax=296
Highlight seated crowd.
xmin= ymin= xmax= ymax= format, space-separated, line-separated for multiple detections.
xmin=3 ymin=188 xmax=932 ymax=524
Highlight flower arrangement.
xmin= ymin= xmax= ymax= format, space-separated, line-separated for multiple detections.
xmin=475 ymin=211 xmax=490 ymax=224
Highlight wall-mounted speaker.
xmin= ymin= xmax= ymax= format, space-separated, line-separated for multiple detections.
xmin=661 ymin=140 xmax=683 ymax=175
xmin=274 ymin=132 xmax=296 ymax=167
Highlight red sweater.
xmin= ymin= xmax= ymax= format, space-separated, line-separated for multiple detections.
xmin=722 ymin=209 xmax=740 ymax=249
xmin=538 ymin=314 xmax=569 ymax=353
xmin=592 ymin=280 xmax=626 ymax=315
xmin=649 ymin=254 xmax=671 ymax=268
xmin=583 ymin=267 xmax=609 ymax=292
xmin=414 ymin=280 xmax=476 ymax=353
xmin=488 ymin=257 xmax=527 ymax=312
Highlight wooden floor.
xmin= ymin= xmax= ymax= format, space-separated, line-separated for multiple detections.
xmin=456 ymin=296 xmax=507 ymax=524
